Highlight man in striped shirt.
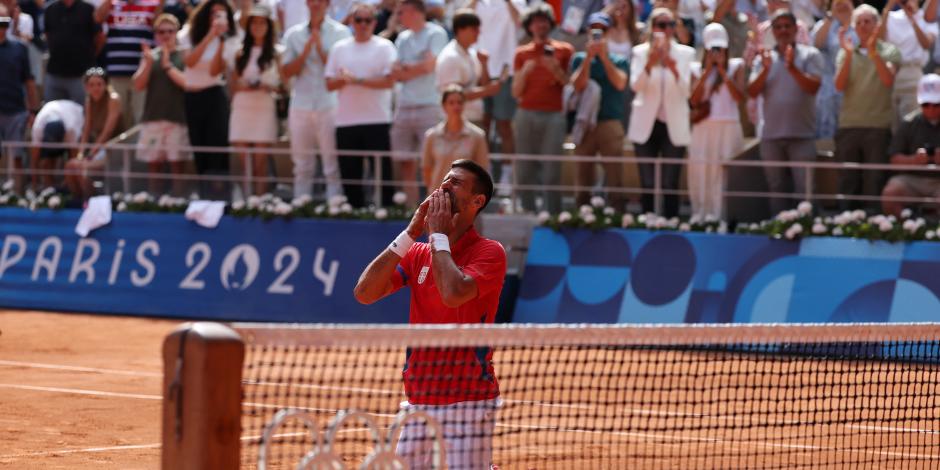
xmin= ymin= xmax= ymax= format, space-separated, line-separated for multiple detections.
xmin=95 ymin=0 xmax=161 ymax=129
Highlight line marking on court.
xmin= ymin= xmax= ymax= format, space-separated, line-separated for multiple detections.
xmin=848 ymin=424 xmax=940 ymax=434
xmin=0 ymin=359 xmax=161 ymax=378
xmin=6 ymin=383 xmax=937 ymax=462
xmin=0 ymin=383 xmax=161 ymax=400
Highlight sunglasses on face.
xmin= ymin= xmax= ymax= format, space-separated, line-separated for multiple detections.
xmin=352 ymin=16 xmax=374 ymax=24
xmin=653 ymin=20 xmax=676 ymax=29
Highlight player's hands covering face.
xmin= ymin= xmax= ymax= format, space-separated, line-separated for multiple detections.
xmin=426 ymin=189 xmax=459 ymax=236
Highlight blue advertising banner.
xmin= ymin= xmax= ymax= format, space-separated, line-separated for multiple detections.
xmin=516 ymin=228 xmax=940 ymax=324
xmin=0 ymin=208 xmax=409 ymax=322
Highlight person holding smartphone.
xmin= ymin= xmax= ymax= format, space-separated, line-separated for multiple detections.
xmin=688 ymin=23 xmax=745 ymax=222
xmin=881 ymin=74 xmax=940 ymax=216
xmin=833 ymin=4 xmax=900 ymax=211
xmin=511 ymin=4 xmax=574 ymax=214
xmin=179 ymin=0 xmax=240 ymax=199
xmin=569 ymin=12 xmax=629 ymax=211
xmin=627 ymin=7 xmax=695 ymax=218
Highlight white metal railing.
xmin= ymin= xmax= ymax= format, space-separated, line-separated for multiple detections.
xmin=2 ymin=140 xmax=940 ymax=213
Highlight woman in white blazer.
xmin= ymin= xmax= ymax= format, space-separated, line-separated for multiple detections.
xmin=627 ymin=8 xmax=695 ymax=218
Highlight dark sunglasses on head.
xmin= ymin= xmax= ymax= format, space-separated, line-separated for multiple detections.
xmin=0 ymin=18 xmax=11 ymax=28
xmin=352 ymin=16 xmax=374 ymax=24
xmin=653 ymin=20 xmax=676 ymax=29
xmin=922 ymin=103 xmax=940 ymax=108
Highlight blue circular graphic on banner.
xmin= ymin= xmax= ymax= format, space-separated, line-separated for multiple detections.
xmin=631 ymin=235 xmax=696 ymax=306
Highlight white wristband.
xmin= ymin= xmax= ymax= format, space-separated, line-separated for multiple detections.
xmin=429 ymin=233 xmax=451 ymax=253
xmin=389 ymin=231 xmax=415 ymax=257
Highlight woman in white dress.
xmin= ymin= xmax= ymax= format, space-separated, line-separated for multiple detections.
xmin=688 ymin=23 xmax=745 ymax=221
xmin=229 ymin=5 xmax=281 ymax=196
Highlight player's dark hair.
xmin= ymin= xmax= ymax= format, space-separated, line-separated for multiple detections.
xmin=451 ymin=159 xmax=494 ymax=213
xmin=521 ymin=4 xmax=556 ymax=37
xmin=400 ymin=0 xmax=426 ymax=13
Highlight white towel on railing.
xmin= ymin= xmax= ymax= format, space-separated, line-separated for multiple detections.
xmin=75 ymin=195 xmax=112 ymax=237
xmin=185 ymin=200 xmax=226 ymax=229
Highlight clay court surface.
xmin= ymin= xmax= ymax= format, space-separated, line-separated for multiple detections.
xmin=2 ymin=310 xmax=940 ymax=469
xmin=0 ymin=310 xmax=178 ymax=469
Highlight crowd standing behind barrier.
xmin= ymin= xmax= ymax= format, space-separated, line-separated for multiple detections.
xmin=3 ymin=0 xmax=940 ymax=219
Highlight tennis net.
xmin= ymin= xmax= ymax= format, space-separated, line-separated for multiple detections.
xmin=230 ymin=323 xmax=940 ymax=469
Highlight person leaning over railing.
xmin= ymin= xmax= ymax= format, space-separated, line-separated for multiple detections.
xmin=833 ymin=4 xmax=899 ymax=212
xmin=132 ymin=13 xmax=191 ymax=197
xmin=881 ymin=74 xmax=940 ymax=217
xmin=29 ymin=100 xmax=83 ymax=190
xmin=64 ymin=67 xmax=125 ymax=203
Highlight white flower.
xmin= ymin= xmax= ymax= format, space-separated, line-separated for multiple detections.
xmin=704 ymin=214 xmax=719 ymax=223
xmin=901 ymin=208 xmax=913 ymax=219
xmin=832 ymin=227 xmax=844 ymax=237
xmin=558 ymin=211 xmax=572 ymax=223
xmin=247 ymin=195 xmax=262 ymax=209
xmin=0 ymin=195 xmax=8 ymax=205
xmin=870 ymin=215 xmax=886 ymax=226
xmin=604 ymin=217 xmax=612 ymax=225
xmin=158 ymin=194 xmax=172 ymax=207
xmin=274 ymin=202 xmax=293 ymax=215
xmin=231 ymin=200 xmax=245 ymax=211
xmin=784 ymin=224 xmax=803 ymax=240
xmin=292 ymin=195 xmax=313 ymax=207
xmin=590 ymin=196 xmax=605 ymax=208
xmin=638 ymin=214 xmax=648 ymax=224
xmin=797 ymin=201 xmax=812 ymax=215
xmin=392 ymin=191 xmax=407 ymax=206
xmin=17 ymin=199 xmax=27 ymax=208
xmin=1 ymin=180 xmax=13 ymax=191
xmin=903 ymin=219 xmax=918 ymax=233
xmin=117 ymin=201 xmax=128 ymax=212
xmin=879 ymin=220 xmax=893 ymax=232
xmin=40 ymin=186 xmax=56 ymax=198
xmin=537 ymin=211 xmax=551 ymax=224
xmin=748 ymin=223 xmax=759 ymax=231
xmin=328 ymin=194 xmax=347 ymax=207
xmin=112 ymin=191 xmax=123 ymax=201
xmin=579 ymin=204 xmax=593 ymax=216
xmin=852 ymin=210 xmax=866 ymax=221
xmin=261 ymin=193 xmax=275 ymax=202
xmin=133 ymin=192 xmax=150 ymax=204
xmin=679 ymin=222 xmax=691 ymax=231
xmin=718 ymin=222 xmax=728 ymax=234
xmin=583 ymin=213 xmax=597 ymax=224
xmin=935 ymin=228 xmax=940 ymax=239
xmin=887 ymin=215 xmax=897 ymax=223
xmin=689 ymin=214 xmax=702 ymax=225
xmin=25 ymin=188 xmax=35 ymax=200
xmin=927 ymin=230 xmax=936 ymax=240
xmin=340 ymin=202 xmax=353 ymax=214
xmin=668 ymin=217 xmax=680 ymax=229
xmin=812 ymin=223 xmax=827 ymax=235
xmin=123 ymin=193 xmax=133 ymax=203
xmin=375 ymin=208 xmax=388 ymax=220
xmin=328 ymin=205 xmax=341 ymax=216
xmin=706 ymin=226 xmax=714 ymax=233
xmin=48 ymin=195 xmax=61 ymax=209
xmin=621 ymin=213 xmax=634 ymax=228
xmin=603 ymin=206 xmax=615 ymax=216
xmin=314 ymin=204 xmax=325 ymax=215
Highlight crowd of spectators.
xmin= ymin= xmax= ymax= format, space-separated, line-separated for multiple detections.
xmin=2 ymin=0 xmax=940 ymax=219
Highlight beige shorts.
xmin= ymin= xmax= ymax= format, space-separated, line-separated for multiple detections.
xmin=889 ymin=174 xmax=940 ymax=199
xmin=136 ymin=121 xmax=191 ymax=163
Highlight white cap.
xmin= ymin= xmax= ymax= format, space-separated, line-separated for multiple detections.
xmin=702 ymin=23 xmax=729 ymax=49
xmin=918 ymin=74 xmax=940 ymax=105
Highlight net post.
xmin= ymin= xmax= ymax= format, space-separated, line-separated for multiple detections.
xmin=161 ymin=322 xmax=244 ymax=470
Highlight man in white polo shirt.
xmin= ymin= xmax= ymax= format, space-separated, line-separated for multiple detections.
xmin=435 ymin=9 xmax=502 ymax=126
xmin=880 ymin=0 xmax=937 ymax=131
